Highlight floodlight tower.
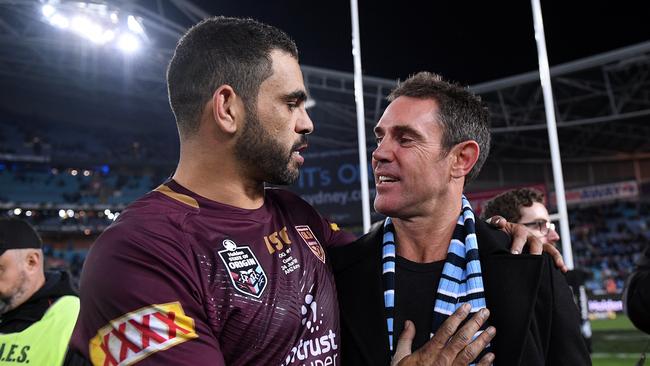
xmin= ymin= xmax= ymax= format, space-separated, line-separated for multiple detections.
xmin=39 ymin=0 xmax=148 ymax=54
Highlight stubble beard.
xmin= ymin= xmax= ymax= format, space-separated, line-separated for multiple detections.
xmin=0 ymin=270 xmax=28 ymax=315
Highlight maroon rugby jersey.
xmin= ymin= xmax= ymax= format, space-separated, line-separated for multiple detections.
xmin=70 ymin=180 xmax=355 ymax=365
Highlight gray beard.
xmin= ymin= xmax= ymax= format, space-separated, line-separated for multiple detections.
xmin=0 ymin=271 xmax=28 ymax=315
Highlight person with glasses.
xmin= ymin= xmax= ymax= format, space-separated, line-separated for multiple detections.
xmin=482 ymin=188 xmax=558 ymax=247
xmin=482 ymin=187 xmax=593 ymax=352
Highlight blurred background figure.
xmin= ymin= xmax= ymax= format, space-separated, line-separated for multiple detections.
xmin=624 ymin=243 xmax=650 ymax=334
xmin=482 ymin=188 xmax=593 ymax=352
xmin=0 ymin=218 xmax=79 ymax=365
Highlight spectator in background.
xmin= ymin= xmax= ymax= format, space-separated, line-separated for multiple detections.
xmin=482 ymin=187 xmax=593 ymax=352
xmin=0 ymin=218 xmax=79 ymax=365
xmin=481 ymin=188 xmax=558 ymax=248
xmin=624 ymin=243 xmax=650 ymax=334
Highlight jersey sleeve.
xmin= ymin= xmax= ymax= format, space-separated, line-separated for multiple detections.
xmin=70 ymin=218 xmax=225 ymax=366
xmin=314 ymin=213 xmax=357 ymax=249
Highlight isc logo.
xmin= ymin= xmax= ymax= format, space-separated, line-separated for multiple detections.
xmin=89 ymin=302 xmax=198 ymax=366
xmin=264 ymin=226 xmax=292 ymax=254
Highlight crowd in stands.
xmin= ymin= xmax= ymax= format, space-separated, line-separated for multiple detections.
xmin=571 ymin=201 xmax=650 ymax=294
xmin=0 ymin=113 xmax=178 ymax=164
xmin=1 ymin=163 xmax=168 ymax=206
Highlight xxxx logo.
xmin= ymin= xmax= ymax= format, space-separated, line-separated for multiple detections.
xmin=89 ymin=302 xmax=198 ymax=366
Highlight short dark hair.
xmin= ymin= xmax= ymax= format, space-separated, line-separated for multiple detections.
xmin=480 ymin=188 xmax=546 ymax=222
xmin=167 ymin=16 xmax=298 ymax=138
xmin=388 ymin=72 xmax=491 ymax=183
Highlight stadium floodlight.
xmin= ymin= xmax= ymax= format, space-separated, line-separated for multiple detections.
xmin=13 ymin=208 xmax=22 ymax=216
xmin=102 ymin=29 xmax=115 ymax=42
xmin=126 ymin=15 xmax=144 ymax=35
xmin=39 ymin=0 xmax=148 ymax=54
xmin=117 ymin=32 xmax=140 ymax=53
xmin=66 ymin=209 xmax=74 ymax=217
xmin=42 ymin=4 xmax=56 ymax=17
xmin=59 ymin=209 xmax=67 ymax=218
xmin=49 ymin=13 xmax=70 ymax=29
xmin=25 ymin=211 xmax=33 ymax=217
xmin=70 ymin=15 xmax=105 ymax=44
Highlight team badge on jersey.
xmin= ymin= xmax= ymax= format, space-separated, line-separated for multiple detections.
xmin=295 ymin=225 xmax=326 ymax=264
xmin=218 ymin=239 xmax=268 ymax=298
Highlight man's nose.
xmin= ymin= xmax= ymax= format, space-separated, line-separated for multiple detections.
xmin=296 ymin=108 xmax=313 ymax=135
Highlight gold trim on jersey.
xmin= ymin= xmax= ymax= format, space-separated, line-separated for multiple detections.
xmin=154 ymin=184 xmax=200 ymax=209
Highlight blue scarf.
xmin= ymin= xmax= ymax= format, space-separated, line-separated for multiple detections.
xmin=382 ymin=196 xmax=491 ymax=362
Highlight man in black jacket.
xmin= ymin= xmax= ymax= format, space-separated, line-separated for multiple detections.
xmin=329 ymin=72 xmax=591 ymax=365
xmin=625 ymin=243 xmax=650 ymax=334
xmin=0 ymin=218 xmax=79 ymax=365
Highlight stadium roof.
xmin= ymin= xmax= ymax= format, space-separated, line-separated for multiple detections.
xmin=0 ymin=0 xmax=648 ymax=163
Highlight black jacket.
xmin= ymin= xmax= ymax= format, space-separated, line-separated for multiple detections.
xmin=625 ymin=244 xmax=650 ymax=334
xmin=0 ymin=271 xmax=77 ymax=333
xmin=329 ymin=219 xmax=591 ymax=366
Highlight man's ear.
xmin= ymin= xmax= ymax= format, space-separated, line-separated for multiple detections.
xmin=212 ymin=85 xmax=244 ymax=135
xmin=24 ymin=250 xmax=42 ymax=273
xmin=450 ymin=140 xmax=480 ymax=179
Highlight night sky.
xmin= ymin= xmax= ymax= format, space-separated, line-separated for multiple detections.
xmin=194 ymin=0 xmax=650 ymax=85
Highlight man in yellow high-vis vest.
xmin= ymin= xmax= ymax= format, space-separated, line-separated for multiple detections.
xmin=0 ymin=218 xmax=79 ymax=365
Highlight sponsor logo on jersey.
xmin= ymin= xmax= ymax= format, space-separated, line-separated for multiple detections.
xmin=295 ymin=225 xmax=326 ymax=264
xmin=218 ymin=239 xmax=268 ymax=298
xmin=264 ymin=226 xmax=292 ymax=254
xmin=89 ymin=302 xmax=197 ymax=366
xmin=281 ymin=293 xmax=339 ymax=365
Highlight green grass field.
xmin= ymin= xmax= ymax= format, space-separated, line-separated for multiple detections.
xmin=591 ymin=315 xmax=650 ymax=366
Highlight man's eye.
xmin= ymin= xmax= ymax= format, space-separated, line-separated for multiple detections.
xmin=399 ymin=137 xmax=413 ymax=144
xmin=375 ymin=137 xmax=383 ymax=145
xmin=287 ymin=102 xmax=298 ymax=111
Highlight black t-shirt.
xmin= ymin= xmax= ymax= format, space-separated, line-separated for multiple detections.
xmin=394 ymin=256 xmax=445 ymax=352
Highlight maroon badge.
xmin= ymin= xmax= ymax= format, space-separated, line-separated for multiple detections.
xmin=295 ymin=225 xmax=326 ymax=264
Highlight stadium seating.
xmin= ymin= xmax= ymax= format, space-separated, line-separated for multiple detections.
xmin=571 ymin=201 xmax=650 ymax=294
xmin=1 ymin=165 xmax=163 ymax=206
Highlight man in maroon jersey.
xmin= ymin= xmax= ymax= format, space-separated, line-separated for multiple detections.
xmin=69 ymin=17 xmax=354 ymax=365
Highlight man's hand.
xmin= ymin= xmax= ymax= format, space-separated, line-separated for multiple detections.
xmin=391 ymin=304 xmax=496 ymax=366
xmin=486 ymin=215 xmax=568 ymax=272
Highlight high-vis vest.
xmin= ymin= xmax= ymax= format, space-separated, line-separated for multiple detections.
xmin=0 ymin=295 xmax=79 ymax=366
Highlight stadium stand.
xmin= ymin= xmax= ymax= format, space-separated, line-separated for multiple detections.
xmin=571 ymin=201 xmax=650 ymax=294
